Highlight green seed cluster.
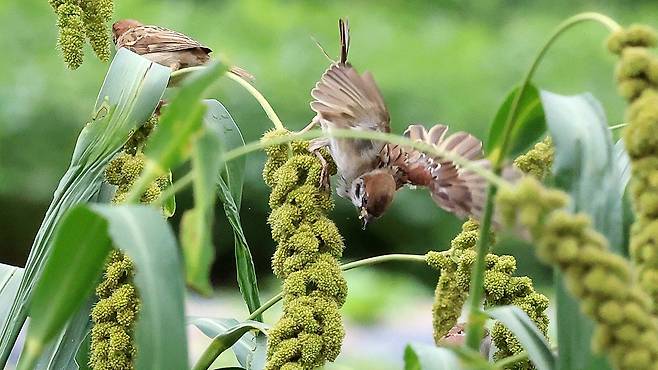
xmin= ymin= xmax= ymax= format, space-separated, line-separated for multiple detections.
xmin=49 ymin=0 xmax=113 ymax=69
xmin=90 ymin=114 xmax=170 ymax=369
xmin=426 ymin=220 xmax=548 ymax=369
xmin=498 ymin=177 xmax=658 ymax=370
xmin=427 ymin=142 xmax=554 ymax=368
xmin=609 ymin=24 xmax=658 ymax=315
xmin=90 ymin=250 xmax=139 ymax=370
xmin=262 ymin=129 xmax=347 ymax=370
xmin=513 ymin=137 xmax=554 ymax=180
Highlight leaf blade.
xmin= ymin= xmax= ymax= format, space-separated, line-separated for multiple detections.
xmin=203 ymin=100 xmax=261 ymax=319
xmin=486 ymin=306 xmax=556 ymax=370
xmin=487 ymin=84 xmax=545 ymax=159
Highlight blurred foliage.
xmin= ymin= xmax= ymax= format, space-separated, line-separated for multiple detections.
xmin=2 ymin=0 xmax=658 ymax=289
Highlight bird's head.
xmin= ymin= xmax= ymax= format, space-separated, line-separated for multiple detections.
xmin=112 ymin=19 xmax=143 ymax=44
xmin=349 ymin=170 xmax=396 ymax=229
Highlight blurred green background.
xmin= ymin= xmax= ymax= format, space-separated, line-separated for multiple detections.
xmin=1 ymin=0 xmax=656 ymax=368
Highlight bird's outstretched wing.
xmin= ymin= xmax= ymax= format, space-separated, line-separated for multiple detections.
xmin=310 ymin=64 xmax=390 ymax=133
xmin=117 ymin=25 xmax=212 ymax=54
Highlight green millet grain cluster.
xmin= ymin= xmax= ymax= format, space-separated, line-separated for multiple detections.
xmin=609 ymin=24 xmax=658 ymax=316
xmin=426 ymin=220 xmax=549 ymax=370
xmin=89 ymin=114 xmax=170 ymax=370
xmin=262 ymin=129 xmax=347 ymax=370
xmin=49 ymin=0 xmax=113 ymax=69
xmin=498 ymin=177 xmax=658 ymax=370
xmin=513 ymin=137 xmax=554 ymax=180
xmin=427 ymin=139 xmax=554 ymax=368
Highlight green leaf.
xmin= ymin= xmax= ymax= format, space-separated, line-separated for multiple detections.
xmin=404 ymin=343 xmax=462 ymax=370
xmin=144 ymin=62 xmax=229 ymax=175
xmin=203 ymin=100 xmax=261 ymax=319
xmin=18 ymin=207 xmax=112 ymax=370
xmin=541 ymin=90 xmax=620 ymax=370
xmin=0 ymin=49 xmax=169 ymax=366
xmin=180 ymin=103 xmax=225 ymax=294
xmin=0 ymin=263 xmax=24 ymax=331
xmin=614 ymin=139 xmax=631 ymax=196
xmin=486 ymin=84 xmax=545 ymax=160
xmin=16 ymin=204 xmax=187 ymax=370
xmin=486 ymin=306 xmax=556 ymax=370
xmin=74 ymin=331 xmax=91 ymax=370
xmin=37 ymin=297 xmax=93 ymax=370
xmin=189 ymin=317 xmax=268 ymax=370
xmin=91 ymin=204 xmax=188 ymax=370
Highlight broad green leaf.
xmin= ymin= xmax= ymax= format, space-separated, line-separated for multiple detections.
xmin=0 ymin=263 xmax=24 ymax=331
xmin=541 ymin=91 xmax=624 ymax=251
xmin=486 ymin=306 xmax=556 ymax=370
xmin=91 ymin=204 xmax=188 ymax=370
xmin=37 ymin=297 xmax=93 ymax=370
xmin=203 ymin=100 xmax=261 ymax=319
xmin=16 ymin=204 xmax=187 ymax=370
xmin=541 ymin=90 xmax=620 ymax=370
xmin=18 ymin=207 xmax=112 ymax=370
xmin=0 ymin=49 xmax=169 ymax=366
xmin=144 ymin=62 xmax=229 ymax=175
xmin=404 ymin=343 xmax=462 ymax=370
xmin=74 ymin=331 xmax=91 ymax=370
xmin=180 ymin=107 xmax=224 ymax=294
xmin=189 ymin=317 xmax=268 ymax=370
xmin=614 ymin=139 xmax=631 ymax=195
xmin=487 ymin=84 xmax=545 ymax=160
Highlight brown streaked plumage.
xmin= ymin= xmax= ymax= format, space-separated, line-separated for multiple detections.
xmin=309 ymin=18 xmax=501 ymax=228
xmin=438 ymin=323 xmax=491 ymax=358
xmin=111 ymin=19 xmax=252 ymax=79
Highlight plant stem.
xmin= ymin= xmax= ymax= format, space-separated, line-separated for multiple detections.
xmin=609 ymin=122 xmax=628 ymax=131
xmin=244 ymin=253 xmax=427 ymax=322
xmin=221 ymin=128 xmax=510 ymax=189
xmin=153 ymin=171 xmax=194 ymax=207
xmin=494 ymin=12 xmax=620 ymax=168
xmin=463 ymin=11 xmax=621 ymax=352
xmin=226 ymin=72 xmax=286 ymax=130
xmin=464 ymin=184 xmax=496 ymax=350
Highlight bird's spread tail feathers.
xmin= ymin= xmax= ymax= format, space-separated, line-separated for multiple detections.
xmin=339 ymin=18 xmax=350 ymax=64
xmin=403 ymin=124 xmax=519 ymax=221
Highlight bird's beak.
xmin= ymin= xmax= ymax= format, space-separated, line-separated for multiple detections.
xmin=359 ymin=208 xmax=371 ymax=230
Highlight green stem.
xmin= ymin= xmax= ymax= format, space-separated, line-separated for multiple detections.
xmin=226 ymin=72 xmax=286 ymax=130
xmin=152 ymin=171 xmax=194 ymax=207
xmin=243 ymin=253 xmax=428 ymax=322
xmin=464 ymin=12 xmax=620 ymax=352
xmin=494 ymin=12 xmax=620 ymax=168
xmin=609 ymin=122 xmax=628 ymax=131
xmin=222 ymin=129 xmax=509 ymax=189
xmin=464 ymin=184 xmax=497 ymax=349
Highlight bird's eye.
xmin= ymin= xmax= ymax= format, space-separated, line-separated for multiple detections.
xmin=354 ymin=183 xmax=362 ymax=198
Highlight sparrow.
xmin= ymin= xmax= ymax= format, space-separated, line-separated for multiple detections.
xmin=112 ymin=19 xmax=252 ymax=78
xmin=308 ymin=19 xmax=495 ymax=228
xmin=439 ymin=323 xmax=492 ymax=358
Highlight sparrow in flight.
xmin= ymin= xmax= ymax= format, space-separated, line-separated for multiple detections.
xmin=112 ymin=19 xmax=252 ymax=78
xmin=308 ymin=19 xmax=500 ymax=228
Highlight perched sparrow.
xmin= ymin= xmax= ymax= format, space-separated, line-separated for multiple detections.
xmin=439 ymin=323 xmax=492 ymax=358
xmin=112 ymin=19 xmax=251 ymax=78
xmin=309 ymin=19 xmax=495 ymax=228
